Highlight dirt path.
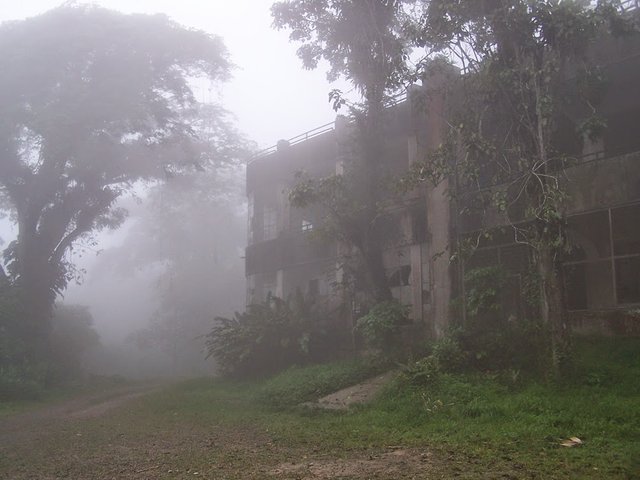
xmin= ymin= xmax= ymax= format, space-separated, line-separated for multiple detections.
xmin=0 ymin=378 xmax=445 ymax=479
xmin=0 ymin=382 xmax=162 ymax=445
xmin=312 ymin=370 xmax=397 ymax=410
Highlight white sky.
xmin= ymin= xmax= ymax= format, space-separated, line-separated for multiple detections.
xmin=0 ymin=0 xmax=349 ymax=148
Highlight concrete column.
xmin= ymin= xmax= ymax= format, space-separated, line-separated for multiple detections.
xmin=420 ymin=65 xmax=459 ymax=338
xmin=410 ymin=243 xmax=423 ymax=322
xmin=276 ymin=269 xmax=284 ymax=299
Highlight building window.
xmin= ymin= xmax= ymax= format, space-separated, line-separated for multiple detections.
xmin=388 ymin=265 xmax=411 ymax=287
xmin=247 ymin=195 xmax=254 ymax=244
xmin=263 ymin=282 xmax=276 ymax=301
xmin=302 ymin=220 xmax=313 ymax=232
xmin=263 ymin=206 xmax=277 ymax=240
xmin=563 ymin=203 xmax=640 ymax=309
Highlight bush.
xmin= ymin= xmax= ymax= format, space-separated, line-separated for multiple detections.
xmin=401 ymin=355 xmax=441 ymax=386
xmin=205 ymin=292 xmax=346 ymax=377
xmin=355 ymin=300 xmax=408 ymax=351
xmin=48 ymin=304 xmax=101 ymax=384
xmin=455 ymin=319 xmax=547 ymax=373
xmin=432 ymin=336 xmax=467 ymax=372
xmin=0 ymin=364 xmax=46 ymax=401
xmin=455 ymin=266 xmax=547 ymax=373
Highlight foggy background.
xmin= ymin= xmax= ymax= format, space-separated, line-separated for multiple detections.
xmin=0 ymin=1 xmax=349 ymax=378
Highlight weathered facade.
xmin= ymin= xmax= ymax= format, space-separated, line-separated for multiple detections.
xmin=246 ymin=24 xmax=640 ymax=337
xmin=456 ymin=29 xmax=640 ymax=335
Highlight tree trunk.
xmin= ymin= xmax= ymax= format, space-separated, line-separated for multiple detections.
xmin=361 ymin=88 xmax=393 ymax=304
xmin=15 ymin=225 xmax=57 ymax=361
xmin=536 ymin=242 xmax=571 ymax=377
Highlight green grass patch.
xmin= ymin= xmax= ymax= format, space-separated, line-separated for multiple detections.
xmin=256 ymin=356 xmax=389 ymax=408
xmin=135 ymin=335 xmax=639 ymax=478
xmin=3 ymin=336 xmax=637 ymax=479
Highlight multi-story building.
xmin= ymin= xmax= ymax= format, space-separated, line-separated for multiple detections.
xmin=246 ymin=19 xmax=640 ymax=337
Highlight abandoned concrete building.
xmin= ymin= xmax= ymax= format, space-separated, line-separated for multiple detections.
xmin=245 ymin=26 xmax=640 ymax=337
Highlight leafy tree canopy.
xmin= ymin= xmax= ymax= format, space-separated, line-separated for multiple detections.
xmin=0 ymin=5 xmax=236 ymax=344
xmin=272 ymin=0 xmax=410 ymax=104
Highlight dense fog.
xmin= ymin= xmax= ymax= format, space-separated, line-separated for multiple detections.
xmin=64 ymin=168 xmax=247 ymax=378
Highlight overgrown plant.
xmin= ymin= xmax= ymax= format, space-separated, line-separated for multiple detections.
xmin=452 ymin=267 xmax=547 ymax=373
xmin=355 ymin=300 xmax=408 ymax=352
xmin=463 ymin=267 xmax=507 ymax=319
xmin=205 ymin=292 xmax=345 ymax=377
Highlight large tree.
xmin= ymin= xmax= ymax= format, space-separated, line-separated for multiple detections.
xmin=272 ymin=0 xmax=410 ymax=303
xmin=0 ymin=5 xmax=231 ymax=353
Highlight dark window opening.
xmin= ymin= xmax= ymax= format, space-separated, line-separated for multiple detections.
xmin=411 ymin=203 xmax=428 ymax=244
xmin=566 ymin=210 xmax=611 ymax=260
xmin=564 ymin=264 xmax=588 ymax=311
xmin=388 ymin=265 xmax=411 ymax=288
xmin=616 ymin=257 xmax=640 ymax=304
xmin=612 ymin=204 xmax=640 ymax=256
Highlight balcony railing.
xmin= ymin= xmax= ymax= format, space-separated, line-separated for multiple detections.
xmin=250 ymin=91 xmax=409 ymax=163
xmin=251 ymin=121 xmax=335 ymax=162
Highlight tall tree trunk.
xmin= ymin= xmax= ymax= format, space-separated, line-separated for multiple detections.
xmin=16 ymin=225 xmax=57 ymax=361
xmin=353 ymin=85 xmax=393 ymax=305
xmin=536 ymin=241 xmax=571 ymax=377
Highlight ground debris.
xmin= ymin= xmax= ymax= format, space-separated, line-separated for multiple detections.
xmin=560 ymin=437 xmax=583 ymax=448
xmin=269 ymin=447 xmax=431 ymax=479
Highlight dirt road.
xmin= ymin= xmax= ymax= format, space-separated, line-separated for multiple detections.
xmin=0 ymin=382 xmax=437 ymax=480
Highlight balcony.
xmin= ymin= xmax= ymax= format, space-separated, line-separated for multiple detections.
xmin=245 ymin=232 xmax=337 ymax=276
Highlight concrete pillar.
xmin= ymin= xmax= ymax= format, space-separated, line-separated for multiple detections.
xmin=410 ymin=243 xmax=423 ymax=322
xmin=276 ymin=269 xmax=284 ymax=299
xmin=420 ymin=64 xmax=459 ymax=338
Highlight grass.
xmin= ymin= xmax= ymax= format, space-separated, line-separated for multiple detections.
xmin=1 ymin=336 xmax=638 ymax=479
xmin=256 ymin=356 xmax=389 ymax=407
xmin=154 ymin=336 xmax=639 ymax=478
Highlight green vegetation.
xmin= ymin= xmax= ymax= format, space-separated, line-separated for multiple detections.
xmin=0 ymin=301 xmax=101 ymax=401
xmin=256 ymin=357 xmax=388 ymax=408
xmin=401 ymin=0 xmax=636 ymax=375
xmin=157 ymin=336 xmax=640 ymax=477
xmin=355 ymin=300 xmax=408 ymax=351
xmin=2 ymin=336 xmax=637 ymax=479
xmin=205 ymin=293 xmax=348 ymax=377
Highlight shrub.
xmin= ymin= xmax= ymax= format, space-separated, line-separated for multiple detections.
xmin=463 ymin=266 xmax=506 ymax=318
xmin=0 ymin=364 xmax=46 ymax=401
xmin=401 ymin=355 xmax=441 ymax=386
xmin=456 ymin=266 xmax=547 ymax=373
xmin=432 ymin=336 xmax=467 ymax=373
xmin=205 ymin=292 xmax=346 ymax=377
xmin=47 ymin=304 xmax=101 ymax=384
xmin=355 ymin=300 xmax=408 ymax=351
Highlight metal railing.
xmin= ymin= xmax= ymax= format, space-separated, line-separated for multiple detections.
xmin=251 ymin=121 xmax=336 ymax=162
xmin=250 ymin=1 xmax=637 ymax=164
xmin=250 ymin=90 xmax=410 ymax=163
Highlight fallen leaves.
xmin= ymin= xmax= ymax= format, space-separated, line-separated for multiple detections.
xmin=560 ymin=437 xmax=583 ymax=447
